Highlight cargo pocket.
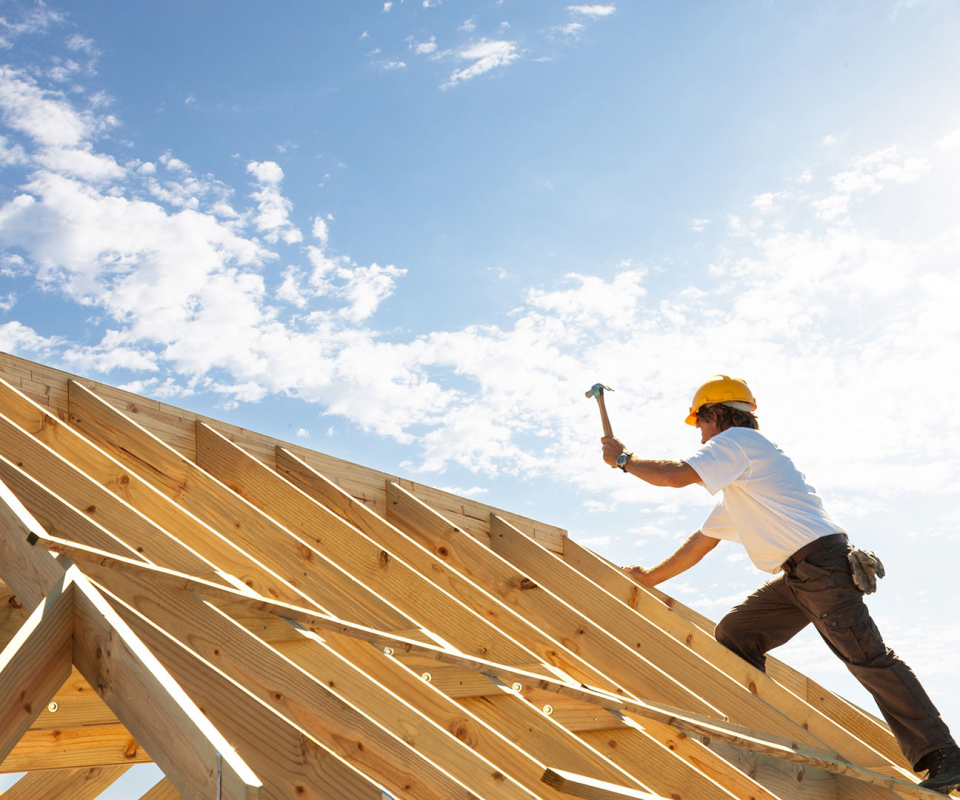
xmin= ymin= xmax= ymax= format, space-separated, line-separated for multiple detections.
xmin=814 ymin=602 xmax=887 ymax=666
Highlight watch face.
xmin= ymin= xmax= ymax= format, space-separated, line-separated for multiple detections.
xmin=616 ymin=454 xmax=628 ymax=466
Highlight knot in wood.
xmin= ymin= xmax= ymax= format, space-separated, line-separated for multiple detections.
xmin=378 ymin=550 xmax=390 ymax=568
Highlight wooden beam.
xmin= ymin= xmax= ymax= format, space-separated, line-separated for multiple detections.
xmin=0 ymin=576 xmax=74 ymax=766
xmin=0 ymin=485 xmax=262 ymax=800
xmin=0 ymin=480 xmax=65 ymax=607
xmin=32 ymin=667 xmax=120 ymax=729
xmin=0 ymin=376 xmax=312 ymax=607
xmin=542 ymin=769 xmax=667 ymax=800
xmin=0 ymin=412 xmax=218 ymax=577
xmin=0 ymin=582 xmax=30 ymax=653
xmin=139 ymin=777 xmax=184 ymax=800
xmin=0 ymin=765 xmax=131 ymax=800
xmin=197 ymin=424 xmax=538 ymax=665
xmin=386 ymin=481 xmax=734 ymax=711
xmin=1 ymin=722 xmax=150 ymax=771
xmin=68 ymin=380 xmax=416 ymax=630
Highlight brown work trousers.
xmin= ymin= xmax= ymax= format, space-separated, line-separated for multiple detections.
xmin=714 ymin=541 xmax=954 ymax=769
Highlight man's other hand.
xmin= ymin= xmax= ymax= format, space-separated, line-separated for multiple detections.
xmin=623 ymin=564 xmax=657 ymax=587
xmin=602 ymin=436 xmax=627 ymax=468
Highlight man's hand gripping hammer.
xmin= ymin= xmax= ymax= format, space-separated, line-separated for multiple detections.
xmin=585 ymin=383 xmax=614 ymax=438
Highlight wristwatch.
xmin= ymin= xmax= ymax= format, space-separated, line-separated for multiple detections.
xmin=616 ymin=452 xmax=632 ymax=472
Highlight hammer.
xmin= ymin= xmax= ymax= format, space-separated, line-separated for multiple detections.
xmin=585 ymin=383 xmax=614 ymax=438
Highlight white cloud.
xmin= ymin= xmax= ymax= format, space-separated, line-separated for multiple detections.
xmin=383 ymin=2 xmax=392 ymax=11
xmin=246 ymin=160 xmax=303 ymax=244
xmin=296 ymin=428 xmax=310 ymax=438
xmin=443 ymin=40 xmax=519 ymax=89
xmin=690 ymin=218 xmax=710 ymax=232
xmin=567 ymin=5 xmax=616 ymax=18
xmin=380 ymin=61 xmax=406 ymax=71
xmin=459 ymin=18 xmax=476 ymax=32
xmin=413 ymin=37 xmax=438 ymax=55
xmin=0 ymin=3 xmax=64 ymax=48
xmin=936 ymin=126 xmax=960 ymax=151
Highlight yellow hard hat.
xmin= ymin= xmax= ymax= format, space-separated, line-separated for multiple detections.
xmin=685 ymin=375 xmax=757 ymax=425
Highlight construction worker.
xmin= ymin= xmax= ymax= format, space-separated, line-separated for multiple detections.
xmin=601 ymin=375 xmax=960 ymax=794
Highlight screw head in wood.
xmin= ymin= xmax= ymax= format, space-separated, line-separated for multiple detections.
xmin=47 ymin=701 xmax=59 ymax=713
xmin=383 ymin=647 xmax=394 ymax=656
xmin=421 ymin=672 xmax=432 ymax=683
xmin=511 ymin=682 xmax=523 ymax=693
xmin=542 ymin=704 xmax=554 ymax=716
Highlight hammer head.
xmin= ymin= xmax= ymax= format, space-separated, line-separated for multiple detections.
xmin=585 ymin=383 xmax=613 ymax=399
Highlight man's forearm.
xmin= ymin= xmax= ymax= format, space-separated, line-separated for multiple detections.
xmin=621 ymin=455 xmax=698 ymax=487
xmin=644 ymin=531 xmax=719 ymax=584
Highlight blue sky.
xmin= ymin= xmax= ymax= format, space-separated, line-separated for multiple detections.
xmin=1 ymin=0 xmax=960 ymax=790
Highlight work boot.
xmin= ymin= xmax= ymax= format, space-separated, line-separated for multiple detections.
xmin=918 ymin=745 xmax=960 ymax=794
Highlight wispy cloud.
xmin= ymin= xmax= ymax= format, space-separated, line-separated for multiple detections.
xmin=443 ymin=39 xmax=519 ymax=89
xmin=567 ymin=4 xmax=616 ymax=19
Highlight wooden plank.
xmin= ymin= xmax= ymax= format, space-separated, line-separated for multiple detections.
xmin=278 ymin=634 xmax=640 ymax=800
xmin=0 ymin=378 xmax=320 ymax=608
xmin=1 ymin=723 xmax=150 ymax=772
xmin=0 ymin=766 xmax=131 ymax=800
xmin=459 ymin=694 xmax=659 ymax=795
xmin=0 ymin=577 xmax=74 ymax=766
xmin=139 ymin=777 xmax=184 ymax=800
xmin=32 ymin=667 xmax=120 ymax=729
xmin=198 ymin=424 xmax=540 ymax=666
xmin=0 ymin=412 xmax=217 ymax=576
xmin=0 ymin=480 xmax=65 ymax=608
xmin=542 ymin=769 xmax=667 ymax=800
xmin=385 ymin=480 xmax=731 ymax=712
xmin=70 ymin=570 xmax=262 ymax=800
xmin=561 ymin=538 xmax=910 ymax=772
xmin=278 ymin=446 xmax=586 ymax=672
xmin=0 ymin=351 xmax=568 ymax=552
xmin=0 ymin=583 xmax=29 ymax=652
xmin=68 ymin=380 xmax=417 ymax=630
xmin=85 ymin=560 xmax=527 ymax=800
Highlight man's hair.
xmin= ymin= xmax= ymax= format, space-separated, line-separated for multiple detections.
xmin=697 ymin=403 xmax=759 ymax=431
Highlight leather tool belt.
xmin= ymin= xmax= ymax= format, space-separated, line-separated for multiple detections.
xmin=781 ymin=533 xmax=849 ymax=573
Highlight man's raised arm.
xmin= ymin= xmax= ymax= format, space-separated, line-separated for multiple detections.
xmin=601 ymin=436 xmax=701 ymax=487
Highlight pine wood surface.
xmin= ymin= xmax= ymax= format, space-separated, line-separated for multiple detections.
xmin=0 ymin=579 xmax=75 ymax=766
xmin=0 ymin=351 xmax=934 ymax=800
xmin=198 ymin=423 xmax=538 ymax=665
xmin=0 ymin=766 xmax=131 ymax=800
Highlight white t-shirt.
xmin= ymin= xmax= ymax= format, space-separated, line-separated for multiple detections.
xmin=683 ymin=428 xmax=846 ymax=573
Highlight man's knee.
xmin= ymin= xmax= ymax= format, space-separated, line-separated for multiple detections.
xmin=715 ymin=612 xmax=766 ymax=672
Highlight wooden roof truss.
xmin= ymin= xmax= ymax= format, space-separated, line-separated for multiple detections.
xmin=0 ymin=352 xmax=951 ymax=800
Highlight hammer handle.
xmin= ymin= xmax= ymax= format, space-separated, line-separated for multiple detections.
xmin=595 ymin=394 xmax=614 ymax=438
